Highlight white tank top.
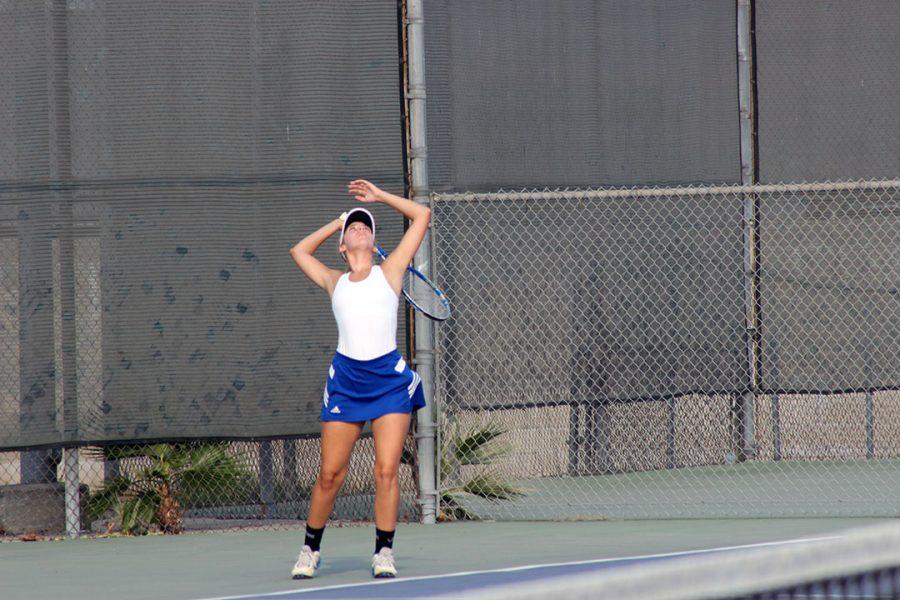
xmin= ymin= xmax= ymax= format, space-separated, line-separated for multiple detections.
xmin=331 ymin=266 xmax=399 ymax=360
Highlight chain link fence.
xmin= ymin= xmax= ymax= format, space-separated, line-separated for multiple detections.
xmin=0 ymin=224 xmax=418 ymax=537
xmin=0 ymin=437 xmax=419 ymax=538
xmin=3 ymin=1 xmax=899 ymax=540
xmin=430 ymin=181 xmax=899 ymax=520
xmin=1 ymin=0 xmax=411 ymax=539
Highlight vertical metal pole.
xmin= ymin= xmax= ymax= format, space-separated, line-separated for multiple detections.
xmin=865 ymin=392 xmax=875 ymax=459
xmin=406 ymin=0 xmax=437 ymax=524
xmin=282 ymin=438 xmax=298 ymax=500
xmin=666 ymin=397 xmax=677 ymax=469
xmin=246 ymin=3 xmax=276 ymax=520
xmin=864 ymin=345 xmax=875 ymax=459
xmin=566 ymin=403 xmax=582 ymax=475
xmin=259 ymin=441 xmax=275 ymax=516
xmin=64 ymin=448 xmax=80 ymax=537
xmin=51 ymin=0 xmax=80 ymax=535
xmin=736 ymin=0 xmax=759 ymax=461
xmin=737 ymin=0 xmax=756 ymax=189
xmin=592 ymin=402 xmax=610 ymax=474
xmin=771 ymin=393 xmax=781 ymax=461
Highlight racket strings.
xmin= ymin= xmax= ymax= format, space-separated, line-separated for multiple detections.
xmin=376 ymin=245 xmax=451 ymax=321
xmin=404 ymin=270 xmax=451 ymax=321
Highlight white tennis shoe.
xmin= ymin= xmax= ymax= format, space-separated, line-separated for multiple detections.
xmin=291 ymin=545 xmax=321 ymax=579
xmin=371 ymin=547 xmax=397 ymax=578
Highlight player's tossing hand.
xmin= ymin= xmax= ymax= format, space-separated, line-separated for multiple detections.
xmin=348 ymin=179 xmax=384 ymax=203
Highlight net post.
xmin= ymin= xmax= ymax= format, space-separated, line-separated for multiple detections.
xmin=406 ymin=0 xmax=437 ymax=525
xmin=736 ymin=0 xmax=759 ymax=461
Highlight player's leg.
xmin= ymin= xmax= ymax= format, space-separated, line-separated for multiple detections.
xmin=370 ymin=412 xmax=411 ymax=577
xmin=292 ymin=420 xmax=363 ymax=579
xmin=309 ymin=420 xmax=364 ymax=526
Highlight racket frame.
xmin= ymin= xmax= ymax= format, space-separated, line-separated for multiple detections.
xmin=375 ymin=244 xmax=451 ymax=321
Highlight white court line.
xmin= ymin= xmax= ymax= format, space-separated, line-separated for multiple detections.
xmin=195 ymin=534 xmax=841 ymax=600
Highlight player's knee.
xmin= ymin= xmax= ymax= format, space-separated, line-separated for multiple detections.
xmin=373 ymin=463 xmax=398 ymax=487
xmin=318 ymin=467 xmax=345 ymax=492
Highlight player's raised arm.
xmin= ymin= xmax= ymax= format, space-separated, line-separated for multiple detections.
xmin=289 ymin=218 xmax=344 ymax=294
xmin=347 ymin=179 xmax=430 ymax=293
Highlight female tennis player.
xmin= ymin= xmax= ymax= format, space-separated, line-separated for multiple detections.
xmin=288 ymin=180 xmax=430 ymax=579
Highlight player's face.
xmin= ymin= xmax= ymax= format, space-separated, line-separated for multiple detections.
xmin=343 ymin=221 xmax=373 ymax=251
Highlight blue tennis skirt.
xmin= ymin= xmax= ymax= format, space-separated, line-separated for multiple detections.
xmin=321 ymin=349 xmax=426 ymax=422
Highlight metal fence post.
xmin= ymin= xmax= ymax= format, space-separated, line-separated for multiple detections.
xmin=64 ymin=447 xmax=80 ymax=537
xmin=769 ymin=335 xmax=782 ymax=461
xmin=736 ymin=0 xmax=759 ymax=461
xmin=259 ymin=440 xmax=275 ymax=516
xmin=864 ymin=345 xmax=875 ymax=459
xmin=406 ymin=0 xmax=437 ymax=524
xmin=52 ymin=0 xmax=81 ymax=536
xmin=666 ymin=396 xmax=677 ymax=469
xmin=282 ymin=439 xmax=298 ymax=500
xmin=865 ymin=392 xmax=875 ymax=459
xmin=771 ymin=394 xmax=782 ymax=461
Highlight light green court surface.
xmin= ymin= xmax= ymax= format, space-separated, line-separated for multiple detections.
xmin=460 ymin=460 xmax=900 ymax=520
xmin=1 ymin=518 xmax=893 ymax=600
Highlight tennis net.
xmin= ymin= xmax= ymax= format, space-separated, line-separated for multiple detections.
xmin=458 ymin=521 xmax=900 ymax=599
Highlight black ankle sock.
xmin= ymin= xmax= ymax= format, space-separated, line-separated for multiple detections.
xmin=375 ymin=528 xmax=395 ymax=554
xmin=304 ymin=524 xmax=325 ymax=552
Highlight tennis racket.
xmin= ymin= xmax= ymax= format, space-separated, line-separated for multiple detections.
xmin=375 ymin=244 xmax=451 ymax=321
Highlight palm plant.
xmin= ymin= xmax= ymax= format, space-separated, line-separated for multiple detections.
xmin=85 ymin=443 xmax=252 ymax=535
xmin=435 ymin=413 xmax=526 ymax=520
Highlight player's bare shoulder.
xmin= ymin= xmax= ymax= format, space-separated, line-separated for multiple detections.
xmin=377 ymin=258 xmax=405 ymax=296
xmin=324 ymin=268 xmax=344 ymax=297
